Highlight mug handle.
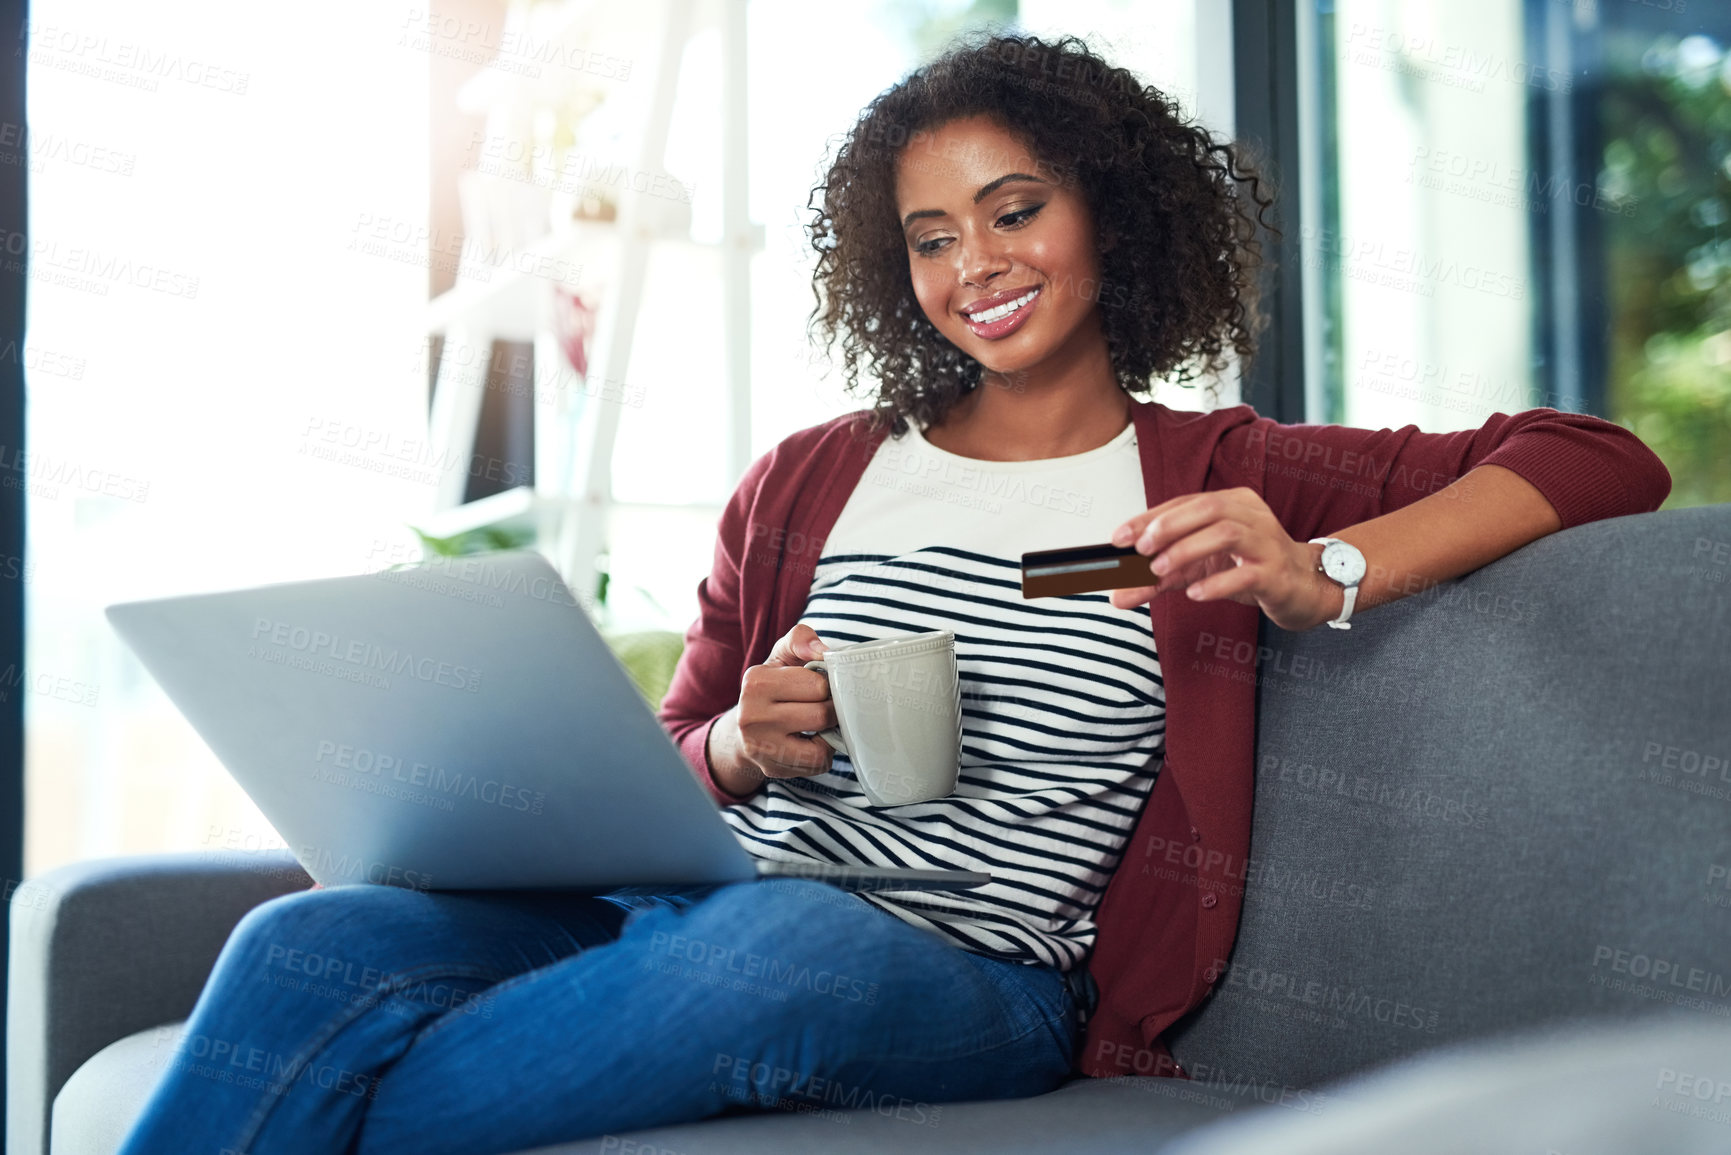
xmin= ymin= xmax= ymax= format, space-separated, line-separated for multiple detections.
xmin=801 ymin=660 xmax=848 ymax=755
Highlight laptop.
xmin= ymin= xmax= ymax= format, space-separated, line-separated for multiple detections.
xmin=105 ymin=550 xmax=990 ymax=896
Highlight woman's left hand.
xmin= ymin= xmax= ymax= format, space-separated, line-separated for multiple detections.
xmin=1106 ymin=487 xmax=1340 ymax=632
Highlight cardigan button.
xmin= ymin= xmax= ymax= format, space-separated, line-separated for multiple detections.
xmin=1204 ymin=967 xmax=1219 ymax=983
xmin=1190 ymin=827 xmax=1201 ymax=842
xmin=1200 ymin=892 xmax=1218 ymax=909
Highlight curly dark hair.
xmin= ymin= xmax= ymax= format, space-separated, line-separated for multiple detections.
xmin=806 ymin=31 xmax=1278 ymax=440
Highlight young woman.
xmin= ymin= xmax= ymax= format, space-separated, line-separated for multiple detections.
xmin=119 ymin=32 xmax=1669 ymax=1155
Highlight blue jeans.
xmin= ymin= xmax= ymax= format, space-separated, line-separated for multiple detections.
xmin=117 ymin=878 xmax=1078 ymax=1155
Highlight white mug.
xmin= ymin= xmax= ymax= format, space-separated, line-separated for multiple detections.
xmin=802 ymin=629 xmax=962 ymax=806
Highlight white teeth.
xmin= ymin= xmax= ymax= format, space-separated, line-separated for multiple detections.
xmin=966 ymin=288 xmax=1038 ymax=324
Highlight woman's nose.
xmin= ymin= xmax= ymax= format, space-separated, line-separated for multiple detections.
xmin=958 ymin=238 xmax=1012 ymax=288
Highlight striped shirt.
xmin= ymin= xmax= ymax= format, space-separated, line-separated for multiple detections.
xmin=720 ymin=418 xmax=1166 ymax=970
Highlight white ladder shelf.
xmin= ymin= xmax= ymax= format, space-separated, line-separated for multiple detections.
xmin=421 ymin=0 xmax=760 ymax=619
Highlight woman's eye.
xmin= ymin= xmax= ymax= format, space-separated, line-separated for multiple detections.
xmin=909 ymin=207 xmax=1040 ymax=257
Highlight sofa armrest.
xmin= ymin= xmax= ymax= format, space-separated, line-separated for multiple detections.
xmin=6 ymin=850 xmax=310 ymax=1155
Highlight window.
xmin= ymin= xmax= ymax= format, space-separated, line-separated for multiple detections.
xmin=1306 ymin=0 xmax=1729 ymax=508
xmin=24 ymin=1 xmax=430 ymax=874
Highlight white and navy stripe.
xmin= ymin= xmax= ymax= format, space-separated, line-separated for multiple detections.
xmin=722 ymin=545 xmax=1165 ymax=971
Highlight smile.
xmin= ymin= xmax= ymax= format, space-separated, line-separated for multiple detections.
xmin=963 ymin=287 xmax=1039 ymax=323
xmin=960 ymin=287 xmax=1041 ymax=339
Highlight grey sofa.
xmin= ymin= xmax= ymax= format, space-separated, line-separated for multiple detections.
xmin=12 ymin=505 xmax=1731 ymax=1155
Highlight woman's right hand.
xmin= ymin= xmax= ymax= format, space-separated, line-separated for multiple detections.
xmin=707 ymin=624 xmax=839 ymax=799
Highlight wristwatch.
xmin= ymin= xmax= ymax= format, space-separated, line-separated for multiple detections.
xmin=1307 ymin=537 xmax=1366 ymax=630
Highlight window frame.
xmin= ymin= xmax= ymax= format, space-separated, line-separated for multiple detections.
xmin=1231 ymin=0 xmax=1312 ymax=424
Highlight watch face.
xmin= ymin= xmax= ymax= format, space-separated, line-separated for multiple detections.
xmin=1322 ymin=541 xmax=1367 ymax=585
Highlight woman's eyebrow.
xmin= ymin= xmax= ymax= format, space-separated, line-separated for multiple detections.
xmin=900 ymin=172 xmax=1050 ymax=229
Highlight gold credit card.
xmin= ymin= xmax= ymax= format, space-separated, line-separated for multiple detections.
xmin=1021 ymin=543 xmax=1156 ymax=598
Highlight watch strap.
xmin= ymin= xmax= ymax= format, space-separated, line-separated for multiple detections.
xmin=1308 ymin=537 xmax=1359 ymax=630
xmin=1333 ymin=583 xmax=1358 ymax=630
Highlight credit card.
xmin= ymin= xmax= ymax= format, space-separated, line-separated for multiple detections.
xmin=1021 ymin=543 xmax=1157 ymax=598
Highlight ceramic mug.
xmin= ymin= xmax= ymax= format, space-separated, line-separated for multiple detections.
xmin=802 ymin=629 xmax=962 ymax=806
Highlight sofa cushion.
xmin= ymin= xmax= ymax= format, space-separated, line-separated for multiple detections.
xmin=51 ymin=1023 xmax=183 ymax=1155
xmin=1166 ymin=505 xmax=1731 ymax=1091
xmin=56 ymin=1022 xmax=1245 ymax=1155
xmin=11 ymin=851 xmax=315 ymax=1155
xmin=515 ymin=1074 xmax=1248 ymax=1154
xmin=1163 ymin=1011 xmax=1731 ymax=1155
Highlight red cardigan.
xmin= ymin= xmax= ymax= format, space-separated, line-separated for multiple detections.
xmin=656 ymin=399 xmax=1671 ymax=1079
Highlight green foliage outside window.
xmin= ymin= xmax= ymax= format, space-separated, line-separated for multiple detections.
xmin=1602 ymin=34 xmax=1731 ymax=509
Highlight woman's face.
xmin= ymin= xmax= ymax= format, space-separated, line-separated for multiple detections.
xmin=894 ymin=115 xmax=1104 ymax=381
